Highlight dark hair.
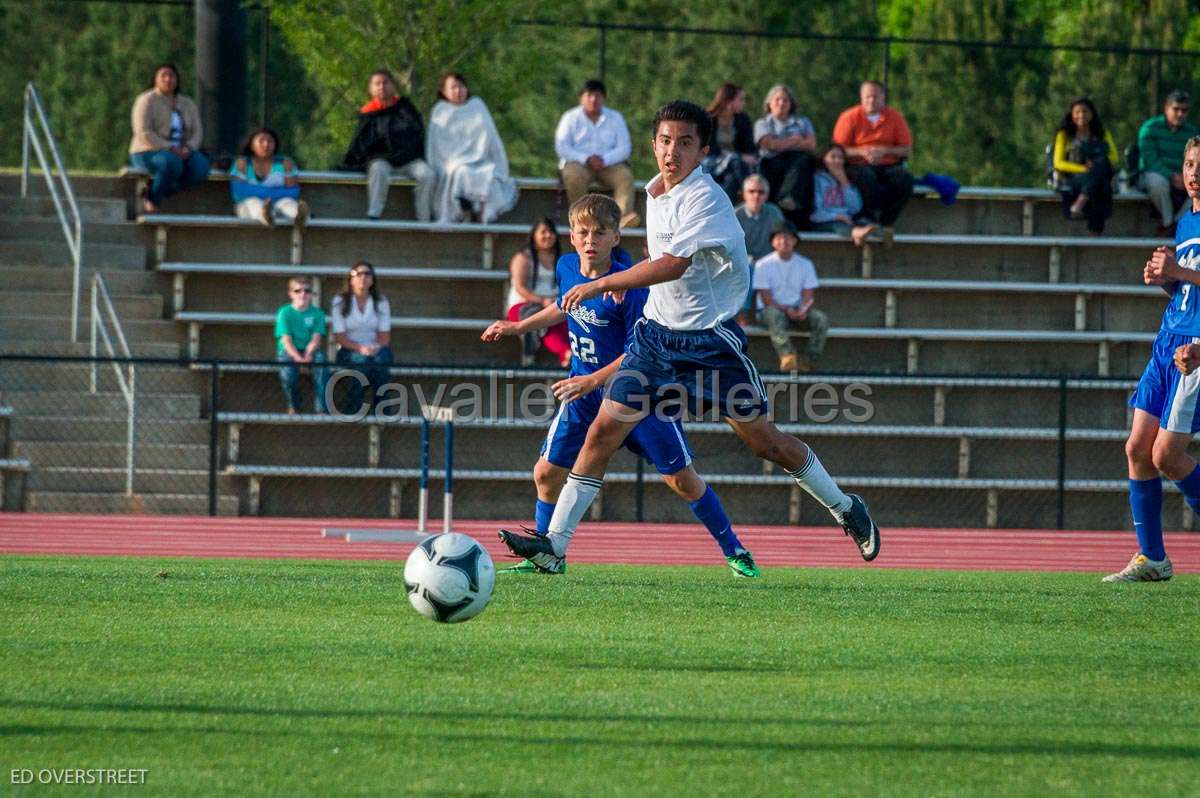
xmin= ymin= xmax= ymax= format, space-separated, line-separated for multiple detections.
xmin=239 ymin=126 xmax=281 ymax=158
xmin=338 ymin=260 xmax=381 ymax=317
xmin=652 ymin=100 xmax=712 ymax=145
xmin=526 ymin=216 xmax=561 ymax=291
xmin=816 ymin=143 xmax=847 ymax=171
xmin=149 ymin=63 xmax=180 ymax=94
xmin=1058 ymin=97 xmax=1105 ymax=139
xmin=581 ymin=79 xmax=606 ymax=96
xmin=438 ymin=72 xmax=470 ymax=102
xmin=706 ymin=82 xmax=742 ymax=117
xmin=1166 ymin=90 xmax=1191 ymax=106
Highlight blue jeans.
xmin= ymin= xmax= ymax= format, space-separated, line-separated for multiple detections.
xmin=334 ymin=345 xmax=393 ymax=414
xmin=130 ymin=149 xmax=210 ymax=206
xmin=277 ymin=350 xmax=329 ymax=413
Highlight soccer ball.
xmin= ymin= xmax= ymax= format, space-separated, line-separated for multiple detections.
xmin=404 ymin=533 xmax=495 ymax=623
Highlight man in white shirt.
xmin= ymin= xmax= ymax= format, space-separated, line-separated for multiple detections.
xmin=555 ymin=79 xmax=640 ymax=228
xmin=753 ymin=223 xmax=829 ymax=373
xmin=500 ymin=101 xmax=880 ymax=573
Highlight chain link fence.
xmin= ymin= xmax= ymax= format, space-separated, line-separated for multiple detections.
xmin=2 ymin=354 xmax=1190 ymax=532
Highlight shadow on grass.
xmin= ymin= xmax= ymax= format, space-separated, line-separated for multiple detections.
xmin=2 ymin=699 xmax=1199 ymax=762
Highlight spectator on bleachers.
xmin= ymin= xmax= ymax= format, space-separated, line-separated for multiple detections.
xmin=337 ymin=69 xmax=435 ymax=221
xmin=753 ymin=223 xmax=828 ymax=373
xmin=735 ymin=174 xmax=785 ymax=324
xmin=1052 ymin=97 xmax=1118 ymax=236
xmin=230 ymin=127 xmax=309 ymax=227
xmin=331 ymin=261 xmax=393 ymax=415
xmin=507 ymin=217 xmax=570 ymax=366
xmin=1137 ymin=90 xmax=1197 ymax=234
xmin=129 ymin=63 xmax=209 ymax=213
xmin=275 ymin=276 xmax=328 ymax=415
xmin=426 ymin=72 xmax=518 ymax=223
xmin=555 ymin=79 xmax=639 ymax=228
xmin=811 ymin=144 xmax=876 ymax=246
xmin=754 ymin=84 xmax=817 ymax=225
xmin=832 ymin=80 xmax=914 ymax=241
xmin=704 ymin=82 xmax=757 ymax=204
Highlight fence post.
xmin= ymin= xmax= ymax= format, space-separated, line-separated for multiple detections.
xmin=635 ymin=456 xmax=645 ymax=523
xmin=208 ymin=360 xmax=220 ymax=517
xmin=882 ymin=38 xmax=892 ymax=87
xmin=1056 ymin=377 xmax=1067 ymax=530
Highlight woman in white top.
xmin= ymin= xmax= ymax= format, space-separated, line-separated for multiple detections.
xmin=506 ymin=217 xmax=570 ymax=366
xmin=330 ymin=261 xmax=392 ymax=415
xmin=426 ymin=72 xmax=518 ymax=223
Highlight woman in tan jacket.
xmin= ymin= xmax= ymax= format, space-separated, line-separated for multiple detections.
xmin=129 ymin=63 xmax=209 ymax=213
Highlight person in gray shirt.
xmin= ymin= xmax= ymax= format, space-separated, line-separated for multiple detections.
xmin=734 ymin=173 xmax=785 ymax=324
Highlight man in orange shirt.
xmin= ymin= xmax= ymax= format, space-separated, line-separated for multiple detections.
xmin=831 ymin=80 xmax=914 ymax=238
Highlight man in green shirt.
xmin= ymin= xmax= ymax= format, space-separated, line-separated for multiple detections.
xmin=275 ymin=276 xmax=329 ymax=413
xmin=1138 ymin=90 xmax=1198 ymax=232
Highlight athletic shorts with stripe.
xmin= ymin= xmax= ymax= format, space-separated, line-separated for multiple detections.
xmin=540 ymin=388 xmax=695 ymax=476
xmin=1130 ymin=328 xmax=1200 ymax=433
xmin=607 ymin=317 xmax=769 ymax=419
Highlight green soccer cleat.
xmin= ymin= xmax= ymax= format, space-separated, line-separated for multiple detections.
xmin=497 ymin=558 xmax=567 ymax=575
xmin=726 ymin=549 xmax=761 ymax=578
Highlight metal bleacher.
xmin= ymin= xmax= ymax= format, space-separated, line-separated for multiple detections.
xmin=12 ymin=166 xmax=1178 ymax=527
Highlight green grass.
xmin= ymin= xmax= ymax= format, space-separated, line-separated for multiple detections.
xmin=1 ymin=557 xmax=1197 ymax=797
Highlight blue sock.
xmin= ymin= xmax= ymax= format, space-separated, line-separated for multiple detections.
xmin=688 ymin=486 xmax=744 ymax=558
xmin=1129 ymin=478 xmax=1166 ymax=561
xmin=534 ymin=499 xmax=555 ymax=536
xmin=1173 ymin=463 xmax=1200 ymax=513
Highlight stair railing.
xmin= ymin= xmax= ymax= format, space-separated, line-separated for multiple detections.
xmin=22 ymin=82 xmax=84 ymax=342
xmin=90 ymin=274 xmax=136 ymax=496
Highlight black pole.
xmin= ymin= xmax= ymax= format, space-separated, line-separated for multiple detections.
xmin=635 ymin=456 xmax=645 ymax=522
xmin=598 ymin=25 xmax=607 ymax=82
xmin=208 ymin=360 xmax=220 ymax=517
xmin=259 ymin=7 xmax=268 ymax=126
xmin=1056 ymin=377 xmax=1067 ymax=530
xmin=195 ymin=0 xmax=247 ymax=162
xmin=882 ymin=38 xmax=891 ymax=87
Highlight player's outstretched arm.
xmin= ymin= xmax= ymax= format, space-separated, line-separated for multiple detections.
xmin=560 ymin=254 xmax=691 ymax=311
xmin=552 ymin=355 xmax=626 ymax=403
xmin=481 ymin=304 xmax=566 ymax=341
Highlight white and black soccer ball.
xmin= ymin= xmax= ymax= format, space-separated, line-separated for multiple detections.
xmin=404 ymin=533 xmax=495 ymax=623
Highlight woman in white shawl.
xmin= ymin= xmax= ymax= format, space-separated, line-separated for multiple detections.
xmin=426 ymin=72 xmax=518 ymax=223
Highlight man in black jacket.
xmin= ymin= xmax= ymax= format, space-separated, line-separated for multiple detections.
xmin=339 ymin=69 xmax=436 ymax=220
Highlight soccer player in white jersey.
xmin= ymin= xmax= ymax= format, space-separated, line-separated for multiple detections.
xmin=499 ymin=101 xmax=880 ymax=571
xmin=1110 ymin=135 xmax=1200 ymax=582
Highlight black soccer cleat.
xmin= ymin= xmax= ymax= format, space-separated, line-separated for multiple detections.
xmin=497 ymin=529 xmax=565 ymax=574
xmin=840 ymin=494 xmax=881 ymax=562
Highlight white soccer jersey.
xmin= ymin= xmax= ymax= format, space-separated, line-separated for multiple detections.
xmin=643 ymin=167 xmax=751 ymax=330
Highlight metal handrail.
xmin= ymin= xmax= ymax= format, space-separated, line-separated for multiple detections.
xmin=22 ymin=83 xmax=84 ymax=342
xmin=90 ymin=274 xmax=136 ymax=496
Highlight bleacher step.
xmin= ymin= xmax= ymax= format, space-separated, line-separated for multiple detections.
xmin=27 ymin=467 xmax=216 ymax=494
xmin=0 ymin=196 xmax=126 ymax=224
xmin=13 ymin=441 xmax=211 ymax=469
xmin=7 ymin=416 xmax=210 ymax=444
xmin=0 ymin=218 xmax=141 ymax=245
xmin=0 ymin=266 xmax=163 ymax=294
xmin=0 ymin=291 xmax=163 ymax=319
xmin=0 ymin=241 xmax=144 ymax=270
xmin=0 ymin=315 xmax=182 ymax=342
xmin=0 ymin=390 xmax=200 ymax=419
xmin=0 ymin=340 xmax=181 ymax=358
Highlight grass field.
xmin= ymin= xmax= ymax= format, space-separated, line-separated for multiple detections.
xmin=2 ymin=555 xmax=1198 ymax=796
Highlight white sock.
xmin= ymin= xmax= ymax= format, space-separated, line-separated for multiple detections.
xmin=788 ymin=448 xmax=853 ymax=521
xmin=546 ymin=472 xmax=603 ymax=556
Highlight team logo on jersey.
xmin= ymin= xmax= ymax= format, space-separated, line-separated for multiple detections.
xmin=566 ymin=304 xmax=611 ymax=333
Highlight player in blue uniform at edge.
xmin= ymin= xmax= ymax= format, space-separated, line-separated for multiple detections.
xmin=481 ymin=193 xmax=760 ymax=577
xmin=498 ymin=101 xmax=879 ymax=573
xmin=1111 ymin=135 xmax=1200 ymax=582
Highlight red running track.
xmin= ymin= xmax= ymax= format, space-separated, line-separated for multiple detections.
xmin=1 ymin=513 xmax=1197 ymax=574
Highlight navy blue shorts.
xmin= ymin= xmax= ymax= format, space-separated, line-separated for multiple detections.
xmin=607 ymin=318 xmax=768 ymax=419
xmin=540 ymin=389 xmax=694 ymax=475
xmin=1130 ymin=328 xmax=1200 ymax=433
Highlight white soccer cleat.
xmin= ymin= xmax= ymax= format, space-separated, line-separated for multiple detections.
xmin=1102 ymin=553 xmax=1174 ymax=583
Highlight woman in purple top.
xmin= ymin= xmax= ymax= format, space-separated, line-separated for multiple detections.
xmin=810 ymin=144 xmax=877 ymax=246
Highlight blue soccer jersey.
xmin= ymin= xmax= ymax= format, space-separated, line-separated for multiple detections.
xmin=1160 ymin=205 xmax=1200 ymax=336
xmin=556 ymin=249 xmax=646 ymax=377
